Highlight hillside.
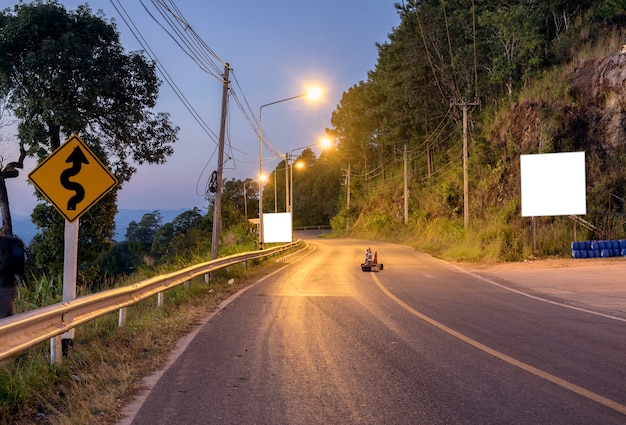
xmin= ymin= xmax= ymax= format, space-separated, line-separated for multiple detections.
xmin=488 ymin=51 xmax=626 ymax=229
xmin=339 ymin=21 xmax=626 ymax=262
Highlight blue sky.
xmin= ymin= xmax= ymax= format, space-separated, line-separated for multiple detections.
xmin=5 ymin=0 xmax=400 ymax=215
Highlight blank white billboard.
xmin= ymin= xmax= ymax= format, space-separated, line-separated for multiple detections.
xmin=520 ymin=152 xmax=586 ymax=217
xmin=263 ymin=212 xmax=292 ymax=243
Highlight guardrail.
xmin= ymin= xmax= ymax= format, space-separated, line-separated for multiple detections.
xmin=0 ymin=241 xmax=301 ymax=363
xmin=293 ymin=225 xmax=331 ymax=231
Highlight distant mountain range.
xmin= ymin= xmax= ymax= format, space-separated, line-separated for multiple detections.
xmin=11 ymin=208 xmax=191 ymax=245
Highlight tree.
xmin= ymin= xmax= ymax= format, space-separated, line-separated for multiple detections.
xmin=125 ymin=211 xmax=162 ymax=266
xmin=480 ymin=4 xmax=546 ymax=96
xmin=151 ymin=207 xmax=206 ymax=261
xmin=0 ymin=1 xmax=178 ymax=275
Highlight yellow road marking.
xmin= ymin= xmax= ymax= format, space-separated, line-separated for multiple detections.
xmin=370 ymin=273 xmax=626 ymax=415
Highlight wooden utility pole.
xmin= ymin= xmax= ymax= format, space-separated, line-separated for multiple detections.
xmin=211 ymin=63 xmax=230 ymax=260
xmin=346 ymin=164 xmax=351 ymax=210
xmin=404 ymin=144 xmax=408 ymax=224
xmin=285 ymin=155 xmax=289 ymax=212
xmin=451 ymin=99 xmax=480 ymax=228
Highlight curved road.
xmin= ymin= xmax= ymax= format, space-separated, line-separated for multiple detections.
xmin=121 ymin=235 xmax=626 ymax=424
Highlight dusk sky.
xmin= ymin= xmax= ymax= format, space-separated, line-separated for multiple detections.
xmin=4 ymin=0 xmax=400 ymax=216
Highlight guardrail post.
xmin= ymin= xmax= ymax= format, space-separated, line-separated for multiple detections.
xmin=50 ymin=335 xmax=62 ymax=365
xmin=157 ymin=292 xmax=164 ymax=307
xmin=118 ymin=307 xmax=127 ymax=327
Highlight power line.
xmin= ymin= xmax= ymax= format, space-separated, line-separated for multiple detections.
xmin=109 ymin=0 xmax=220 ymax=146
xmin=412 ymin=1 xmax=446 ymax=102
xmin=142 ymin=1 xmax=284 ymax=166
xmin=441 ymin=0 xmax=460 ymax=98
xmin=145 ymin=0 xmax=225 ymax=81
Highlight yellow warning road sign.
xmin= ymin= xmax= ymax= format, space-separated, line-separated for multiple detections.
xmin=28 ymin=135 xmax=119 ymax=222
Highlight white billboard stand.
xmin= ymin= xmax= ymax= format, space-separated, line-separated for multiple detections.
xmin=263 ymin=212 xmax=293 ymax=243
xmin=520 ymin=152 xmax=586 ymax=252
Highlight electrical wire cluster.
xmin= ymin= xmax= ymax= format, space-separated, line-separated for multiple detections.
xmin=109 ymin=0 xmax=282 ymax=197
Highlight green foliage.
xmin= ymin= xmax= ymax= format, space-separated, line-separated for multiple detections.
xmin=0 ymin=347 xmax=63 ymax=418
xmin=91 ymin=241 xmax=134 ymax=281
xmin=14 ymin=274 xmax=62 ymax=311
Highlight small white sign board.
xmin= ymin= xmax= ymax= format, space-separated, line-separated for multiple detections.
xmin=263 ymin=212 xmax=293 ymax=243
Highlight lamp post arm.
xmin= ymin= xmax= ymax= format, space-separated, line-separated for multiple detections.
xmin=260 ymin=93 xmax=306 ymax=112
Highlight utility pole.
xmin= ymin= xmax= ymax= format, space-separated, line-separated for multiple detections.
xmin=346 ymin=163 xmax=351 ymax=210
xmin=211 ymin=63 xmax=230 ymax=260
xmin=451 ymin=98 xmax=480 ymax=228
xmin=404 ymin=144 xmax=408 ymax=224
xmin=285 ymin=154 xmax=289 ymax=212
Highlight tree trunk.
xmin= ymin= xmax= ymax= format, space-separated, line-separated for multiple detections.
xmin=0 ymin=178 xmax=13 ymax=236
xmin=0 ymin=142 xmax=28 ymax=236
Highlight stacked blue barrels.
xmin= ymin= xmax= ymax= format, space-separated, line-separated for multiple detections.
xmin=571 ymin=240 xmax=626 ymax=258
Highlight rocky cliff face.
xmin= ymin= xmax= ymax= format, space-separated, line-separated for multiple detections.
xmin=570 ymin=53 xmax=626 ymax=152
xmin=491 ymin=52 xmax=626 ymax=156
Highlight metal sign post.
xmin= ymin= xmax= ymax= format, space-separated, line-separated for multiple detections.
xmin=28 ymin=135 xmax=118 ymax=363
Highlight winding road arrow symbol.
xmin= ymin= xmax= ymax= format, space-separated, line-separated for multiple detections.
xmin=60 ymin=146 xmax=89 ymax=210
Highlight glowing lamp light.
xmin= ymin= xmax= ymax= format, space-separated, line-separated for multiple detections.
xmin=320 ymin=137 xmax=332 ymax=149
xmin=305 ymin=86 xmax=323 ymax=101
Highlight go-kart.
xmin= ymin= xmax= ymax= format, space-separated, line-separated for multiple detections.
xmin=361 ymin=250 xmax=383 ymax=272
xmin=361 ymin=262 xmax=383 ymax=272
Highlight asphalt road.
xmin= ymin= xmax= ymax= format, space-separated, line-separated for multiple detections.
xmin=120 ymin=236 xmax=626 ymax=424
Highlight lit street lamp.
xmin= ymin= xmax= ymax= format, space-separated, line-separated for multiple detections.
xmin=257 ymin=87 xmax=322 ymax=249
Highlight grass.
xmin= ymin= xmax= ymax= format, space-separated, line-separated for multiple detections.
xmin=0 ymin=258 xmax=285 ymax=425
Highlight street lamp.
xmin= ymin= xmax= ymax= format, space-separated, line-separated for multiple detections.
xmin=258 ymin=87 xmax=322 ymax=249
